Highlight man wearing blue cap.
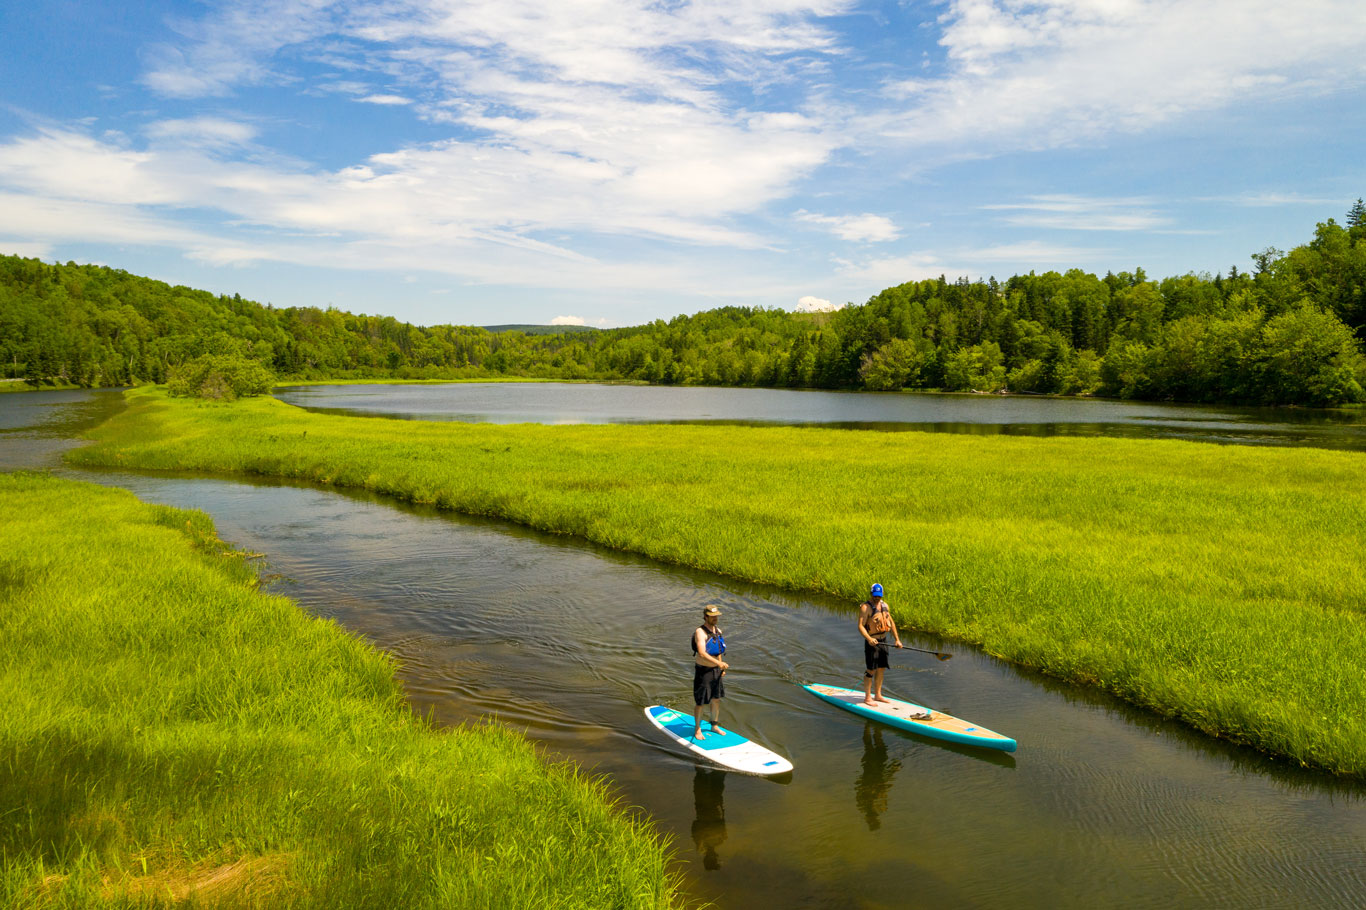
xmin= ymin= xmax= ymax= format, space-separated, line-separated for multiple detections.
xmin=858 ymin=583 xmax=902 ymax=705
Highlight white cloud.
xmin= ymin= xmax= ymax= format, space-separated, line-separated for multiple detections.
xmin=795 ymin=210 xmax=901 ymax=242
xmin=550 ymin=315 xmax=585 ymax=325
xmin=795 ymin=294 xmax=842 ymax=312
xmin=880 ymin=0 xmax=1366 ymax=151
xmin=358 ymin=94 xmax=413 ymax=105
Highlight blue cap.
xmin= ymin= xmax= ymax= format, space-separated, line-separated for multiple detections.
xmin=871 ymin=583 xmax=884 ymax=597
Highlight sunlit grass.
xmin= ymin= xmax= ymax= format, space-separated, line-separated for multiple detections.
xmin=0 ymin=471 xmax=680 ymax=908
xmin=68 ymin=388 xmax=1366 ymax=775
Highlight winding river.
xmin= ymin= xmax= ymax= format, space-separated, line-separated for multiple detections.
xmin=4 ymin=387 xmax=1364 ymax=909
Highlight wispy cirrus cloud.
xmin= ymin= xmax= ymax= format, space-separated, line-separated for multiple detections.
xmin=144 ymin=117 xmax=259 ymax=148
xmin=1201 ymin=192 xmax=1348 ymax=208
xmin=981 ymin=195 xmax=1168 ymax=231
xmin=0 ymin=240 xmax=55 ymax=259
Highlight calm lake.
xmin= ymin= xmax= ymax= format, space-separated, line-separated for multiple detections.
xmin=274 ymin=382 xmax=1366 ymax=450
xmin=5 ymin=389 xmax=1365 ymax=909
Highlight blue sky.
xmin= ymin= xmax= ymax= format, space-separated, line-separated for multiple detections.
xmin=1 ymin=0 xmax=1364 ymax=328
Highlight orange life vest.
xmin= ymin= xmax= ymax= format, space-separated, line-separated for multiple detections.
xmin=865 ymin=601 xmax=892 ymax=636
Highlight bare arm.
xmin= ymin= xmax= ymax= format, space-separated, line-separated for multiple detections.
xmin=857 ymin=605 xmax=877 ymax=645
xmin=695 ymin=628 xmax=728 ymax=669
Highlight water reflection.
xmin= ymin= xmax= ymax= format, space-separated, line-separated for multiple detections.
xmin=691 ymin=769 xmax=728 ymax=870
xmin=854 ymin=724 xmax=902 ymax=832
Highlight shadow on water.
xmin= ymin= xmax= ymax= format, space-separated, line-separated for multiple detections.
xmin=7 ymin=389 xmax=1366 ymax=909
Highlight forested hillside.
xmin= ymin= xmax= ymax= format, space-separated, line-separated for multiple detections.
xmin=3 ymin=201 xmax=1364 ymax=405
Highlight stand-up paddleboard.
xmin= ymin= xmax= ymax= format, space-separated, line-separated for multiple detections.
xmin=804 ymin=683 xmax=1017 ymax=753
xmin=644 ymin=706 xmax=793 ymax=776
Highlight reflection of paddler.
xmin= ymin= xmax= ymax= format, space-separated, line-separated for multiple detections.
xmin=691 ymin=605 xmax=729 ymax=740
xmin=691 ymin=768 xmax=728 ymax=870
xmin=854 ymin=723 xmax=902 ymax=832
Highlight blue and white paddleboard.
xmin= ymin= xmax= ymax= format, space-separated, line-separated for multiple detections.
xmin=644 ymin=706 xmax=793 ymax=776
xmin=804 ymin=683 xmax=1017 ymax=753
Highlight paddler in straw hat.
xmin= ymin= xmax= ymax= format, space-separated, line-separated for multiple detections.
xmin=692 ymin=604 xmax=730 ymax=740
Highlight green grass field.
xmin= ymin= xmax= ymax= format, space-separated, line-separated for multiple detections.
xmin=68 ymin=388 xmax=1366 ymax=775
xmin=0 ymin=471 xmax=679 ymax=908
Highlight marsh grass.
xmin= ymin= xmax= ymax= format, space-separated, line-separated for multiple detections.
xmin=67 ymin=389 xmax=1366 ymax=775
xmin=0 ymin=472 xmax=679 ymax=908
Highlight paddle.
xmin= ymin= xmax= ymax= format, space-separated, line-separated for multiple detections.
xmin=899 ymin=645 xmax=952 ymax=661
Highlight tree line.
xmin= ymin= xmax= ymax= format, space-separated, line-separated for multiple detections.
xmin=2 ymin=200 xmax=1363 ymax=406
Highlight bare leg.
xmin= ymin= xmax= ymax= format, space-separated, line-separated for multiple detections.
xmin=710 ymin=699 xmax=723 ymax=735
xmin=693 ymin=704 xmax=706 ymax=740
xmin=874 ymin=668 xmax=889 ymax=702
xmin=862 ymin=671 xmax=874 ymax=705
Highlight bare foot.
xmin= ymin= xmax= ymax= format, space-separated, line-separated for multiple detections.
xmin=862 ymin=699 xmax=875 ymax=706
xmin=693 ymin=728 xmax=705 ymax=740
xmin=874 ymin=695 xmax=890 ymax=703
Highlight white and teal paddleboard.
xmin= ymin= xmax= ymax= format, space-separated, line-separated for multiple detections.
xmin=804 ymin=683 xmax=1017 ymax=753
xmin=644 ymin=706 xmax=793 ymax=776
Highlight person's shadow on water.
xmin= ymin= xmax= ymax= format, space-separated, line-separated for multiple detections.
xmin=855 ymin=723 xmax=901 ymax=832
xmin=691 ymin=768 xmax=728 ymax=870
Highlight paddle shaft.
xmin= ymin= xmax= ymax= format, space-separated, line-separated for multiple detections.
xmin=871 ymin=641 xmax=953 ymax=660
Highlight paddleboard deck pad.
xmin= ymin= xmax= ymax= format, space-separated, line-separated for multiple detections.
xmin=804 ymin=683 xmax=1017 ymax=752
xmin=644 ymin=706 xmax=793 ymax=775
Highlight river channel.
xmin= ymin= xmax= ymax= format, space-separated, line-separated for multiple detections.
xmin=4 ymin=388 xmax=1364 ymax=909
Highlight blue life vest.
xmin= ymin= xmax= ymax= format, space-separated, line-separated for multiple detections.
xmin=692 ymin=625 xmax=726 ymax=657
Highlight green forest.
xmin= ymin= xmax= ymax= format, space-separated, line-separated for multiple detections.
xmin=3 ymin=200 xmax=1364 ymax=406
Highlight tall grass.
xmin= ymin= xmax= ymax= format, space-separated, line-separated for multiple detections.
xmin=67 ymin=389 xmax=1366 ymax=775
xmin=0 ymin=471 xmax=679 ymax=908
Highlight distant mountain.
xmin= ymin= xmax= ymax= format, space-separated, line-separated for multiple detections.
xmin=482 ymin=324 xmax=599 ymax=335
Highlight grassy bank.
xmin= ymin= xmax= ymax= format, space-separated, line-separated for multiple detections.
xmin=69 ymin=389 xmax=1366 ymax=775
xmin=0 ymin=472 xmax=679 ymax=908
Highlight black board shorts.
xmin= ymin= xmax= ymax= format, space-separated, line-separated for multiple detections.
xmin=694 ymin=665 xmax=725 ymax=705
xmin=864 ymin=639 xmax=890 ymax=671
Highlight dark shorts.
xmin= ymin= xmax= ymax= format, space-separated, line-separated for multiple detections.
xmin=694 ymin=665 xmax=725 ymax=705
xmin=864 ymin=639 xmax=890 ymax=672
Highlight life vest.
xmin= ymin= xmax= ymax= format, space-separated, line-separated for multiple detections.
xmin=691 ymin=624 xmax=726 ymax=657
xmin=865 ymin=601 xmax=892 ymax=637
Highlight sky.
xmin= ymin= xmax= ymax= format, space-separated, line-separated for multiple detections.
xmin=1 ymin=1 xmax=1364 ymax=328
